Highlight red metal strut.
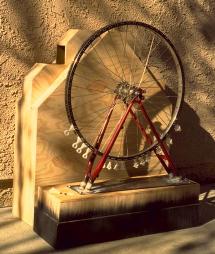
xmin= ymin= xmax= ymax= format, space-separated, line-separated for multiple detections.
xmin=129 ymin=100 xmax=176 ymax=175
xmin=81 ymin=96 xmax=177 ymax=191
xmin=82 ymin=95 xmax=118 ymax=184
xmin=90 ymin=98 xmax=136 ymax=183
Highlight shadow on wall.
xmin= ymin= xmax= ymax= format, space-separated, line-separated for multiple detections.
xmin=170 ymin=99 xmax=215 ymax=183
xmin=124 ymin=87 xmax=215 ymax=183
xmin=185 ymin=0 xmax=215 ymax=44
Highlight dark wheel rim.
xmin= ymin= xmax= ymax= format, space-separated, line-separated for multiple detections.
xmin=65 ymin=21 xmax=185 ymax=161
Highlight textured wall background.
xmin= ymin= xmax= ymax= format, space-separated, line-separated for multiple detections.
xmin=0 ymin=0 xmax=214 ymax=207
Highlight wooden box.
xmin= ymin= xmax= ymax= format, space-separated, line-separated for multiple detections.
xmin=34 ymin=175 xmax=199 ymax=249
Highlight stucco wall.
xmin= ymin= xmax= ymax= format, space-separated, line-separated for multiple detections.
xmin=0 ymin=0 xmax=214 ymax=207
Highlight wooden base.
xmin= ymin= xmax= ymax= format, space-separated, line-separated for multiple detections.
xmin=34 ymin=176 xmax=200 ymax=249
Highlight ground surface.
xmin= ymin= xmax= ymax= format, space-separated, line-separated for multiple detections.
xmin=0 ymin=184 xmax=214 ymax=254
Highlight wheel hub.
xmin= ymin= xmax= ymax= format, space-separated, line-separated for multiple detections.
xmin=114 ymin=82 xmax=145 ymax=102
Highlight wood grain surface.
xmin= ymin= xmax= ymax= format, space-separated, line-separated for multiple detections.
xmin=37 ymin=175 xmax=200 ymax=222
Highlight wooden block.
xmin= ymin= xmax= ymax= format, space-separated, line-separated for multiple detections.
xmin=35 ymin=176 xmax=200 ymax=249
xmin=13 ymin=29 xmax=93 ymax=226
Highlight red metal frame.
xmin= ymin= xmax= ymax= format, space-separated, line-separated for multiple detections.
xmin=129 ymin=100 xmax=176 ymax=174
xmin=83 ymin=95 xmax=118 ymax=183
xmin=83 ymin=96 xmax=176 ymax=187
xmin=90 ymin=98 xmax=136 ymax=182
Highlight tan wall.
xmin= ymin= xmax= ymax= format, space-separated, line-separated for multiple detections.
xmin=0 ymin=0 xmax=214 ymax=207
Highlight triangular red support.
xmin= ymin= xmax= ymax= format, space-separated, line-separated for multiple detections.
xmin=80 ymin=96 xmax=176 ymax=191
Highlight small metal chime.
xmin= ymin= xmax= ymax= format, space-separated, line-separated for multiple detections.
xmin=64 ymin=124 xmax=120 ymax=170
xmin=64 ymin=122 xmax=182 ymax=171
xmin=131 ymin=123 xmax=182 ymax=168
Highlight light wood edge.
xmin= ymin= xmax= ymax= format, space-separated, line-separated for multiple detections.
xmin=12 ymin=29 xmax=93 ymax=226
xmin=42 ymin=181 xmax=200 ymax=203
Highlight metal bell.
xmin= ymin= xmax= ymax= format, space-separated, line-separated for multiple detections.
xmin=133 ymin=159 xmax=139 ymax=168
xmin=174 ymin=124 xmax=182 ymax=132
xmin=139 ymin=156 xmax=146 ymax=166
xmin=107 ymin=161 xmax=112 ymax=170
xmin=166 ymin=136 xmax=173 ymax=146
xmin=76 ymin=143 xmax=87 ymax=154
xmin=72 ymin=136 xmax=82 ymax=149
xmin=82 ymin=148 xmax=91 ymax=159
xmin=64 ymin=124 xmax=75 ymax=136
xmin=113 ymin=162 xmax=119 ymax=170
